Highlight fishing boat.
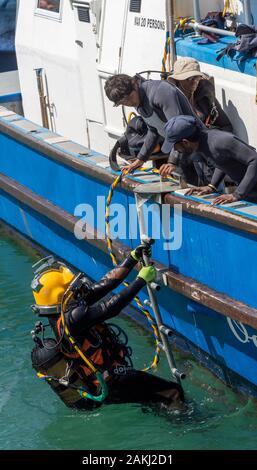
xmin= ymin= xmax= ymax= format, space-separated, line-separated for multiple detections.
xmin=1 ymin=0 xmax=257 ymax=397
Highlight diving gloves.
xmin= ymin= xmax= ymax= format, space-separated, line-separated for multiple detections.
xmin=131 ymin=242 xmax=152 ymax=261
xmin=137 ymin=265 xmax=156 ymax=283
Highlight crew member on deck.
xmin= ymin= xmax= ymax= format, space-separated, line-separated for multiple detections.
xmin=168 ymin=58 xmax=233 ymax=132
xmin=166 ymin=57 xmax=233 ymax=186
xmin=31 ymin=246 xmax=184 ymax=410
xmin=159 ymin=115 xmax=257 ymax=205
xmin=104 ymin=73 xmax=205 ymax=178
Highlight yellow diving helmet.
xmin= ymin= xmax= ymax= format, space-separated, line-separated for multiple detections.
xmin=31 ymin=256 xmax=75 ymax=316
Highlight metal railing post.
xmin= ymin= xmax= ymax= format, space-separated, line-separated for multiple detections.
xmin=244 ymin=0 xmax=252 ymax=25
xmin=34 ymin=68 xmax=50 ymax=130
xmin=188 ymin=22 xmax=235 ymax=37
xmin=166 ymin=0 xmax=176 ymax=71
xmin=193 ymin=0 xmax=201 ymax=22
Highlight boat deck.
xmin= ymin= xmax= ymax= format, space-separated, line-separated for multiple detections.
xmin=175 ymin=35 xmax=257 ymax=77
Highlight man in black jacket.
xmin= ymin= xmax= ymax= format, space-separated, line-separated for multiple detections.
xmin=159 ymin=115 xmax=257 ymax=205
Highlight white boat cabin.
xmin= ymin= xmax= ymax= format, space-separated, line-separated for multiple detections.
xmin=15 ymin=0 xmax=257 ymax=155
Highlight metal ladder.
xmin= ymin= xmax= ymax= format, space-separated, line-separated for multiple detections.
xmin=134 ymin=187 xmax=186 ymax=385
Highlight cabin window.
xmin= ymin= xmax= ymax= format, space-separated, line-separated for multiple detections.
xmin=37 ymin=0 xmax=60 ymax=12
xmin=35 ymin=0 xmax=62 ymax=20
xmin=129 ymin=0 xmax=142 ymax=13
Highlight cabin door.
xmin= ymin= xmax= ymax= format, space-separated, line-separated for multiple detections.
xmin=73 ymin=2 xmax=103 ymax=125
xmin=73 ymin=1 xmax=114 ymax=153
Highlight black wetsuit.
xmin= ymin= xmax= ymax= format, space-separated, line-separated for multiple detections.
xmin=193 ymin=78 xmax=233 ymax=133
xmin=197 ymin=129 xmax=257 ymax=202
xmin=135 ymin=76 xmax=201 ymax=163
xmin=170 ymin=79 xmax=233 ymax=186
xmin=55 ymin=254 xmax=183 ymax=407
xmin=133 ymin=76 xmax=220 ymax=186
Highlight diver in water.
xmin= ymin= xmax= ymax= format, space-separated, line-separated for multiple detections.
xmin=30 ymin=245 xmax=184 ymax=410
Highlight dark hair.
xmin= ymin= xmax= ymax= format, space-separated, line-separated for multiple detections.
xmin=104 ymin=74 xmax=136 ymax=105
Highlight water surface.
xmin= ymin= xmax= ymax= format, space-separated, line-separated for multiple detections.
xmin=0 ymin=228 xmax=256 ymax=450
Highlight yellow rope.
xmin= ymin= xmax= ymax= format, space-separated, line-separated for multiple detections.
xmin=163 ymin=17 xmax=196 ymax=73
xmin=162 ymin=33 xmax=170 ymax=73
xmin=127 ymin=112 xmax=137 ymax=123
xmin=106 ymin=170 xmax=164 ymax=371
xmin=61 ymin=291 xmax=97 ymax=373
xmin=105 ymin=164 xmax=177 ymax=370
xmin=223 ymin=0 xmax=234 ymax=16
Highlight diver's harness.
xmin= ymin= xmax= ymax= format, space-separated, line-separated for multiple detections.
xmin=205 ymin=102 xmax=219 ymax=127
xmin=59 ymin=274 xmax=108 ymax=401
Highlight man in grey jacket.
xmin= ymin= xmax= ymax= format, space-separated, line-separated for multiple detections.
xmin=104 ymin=73 xmax=203 ymax=175
xmin=159 ymin=115 xmax=257 ymax=204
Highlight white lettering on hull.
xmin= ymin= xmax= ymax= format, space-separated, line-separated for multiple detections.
xmin=227 ymin=318 xmax=257 ymax=348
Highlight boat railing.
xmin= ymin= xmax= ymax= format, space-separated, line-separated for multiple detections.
xmin=190 ymin=0 xmax=253 ymax=38
xmin=189 ymin=21 xmax=235 ymax=37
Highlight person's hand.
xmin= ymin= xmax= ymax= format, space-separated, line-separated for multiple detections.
xmin=159 ymin=163 xmax=176 ymax=178
xmin=212 ymin=193 xmax=238 ymax=206
xmin=131 ymin=242 xmax=152 ymax=261
xmin=121 ymin=159 xmax=143 ymax=175
xmin=186 ymin=186 xmax=213 ymax=196
xmin=137 ymin=265 xmax=156 ymax=283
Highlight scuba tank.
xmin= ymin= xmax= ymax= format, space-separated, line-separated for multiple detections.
xmin=31 ymin=321 xmax=133 ymax=410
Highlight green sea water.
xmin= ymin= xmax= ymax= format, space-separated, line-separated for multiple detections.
xmin=1 ymin=227 xmax=257 ymax=451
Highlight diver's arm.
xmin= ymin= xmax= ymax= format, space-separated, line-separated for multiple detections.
xmin=85 ymin=243 xmax=152 ymax=305
xmin=85 ymin=254 xmax=138 ymax=305
xmin=96 ymin=277 xmax=146 ymax=320
xmin=67 ymin=277 xmax=146 ymax=335
xmin=67 ymin=266 xmax=155 ymax=335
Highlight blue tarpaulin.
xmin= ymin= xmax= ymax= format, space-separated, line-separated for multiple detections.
xmin=0 ymin=0 xmax=17 ymax=72
xmin=0 ymin=0 xmax=16 ymax=52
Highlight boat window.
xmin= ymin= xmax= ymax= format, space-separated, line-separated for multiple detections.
xmin=129 ymin=0 xmax=142 ymax=13
xmin=37 ymin=0 xmax=60 ymax=12
xmin=35 ymin=0 xmax=62 ymax=20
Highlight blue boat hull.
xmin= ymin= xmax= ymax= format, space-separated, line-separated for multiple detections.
xmin=1 ymin=190 xmax=257 ymax=397
xmin=0 ymin=112 xmax=257 ymax=397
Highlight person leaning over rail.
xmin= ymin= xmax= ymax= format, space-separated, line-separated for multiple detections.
xmin=104 ymin=72 xmax=207 ymax=179
xmin=159 ymin=115 xmax=257 ymax=205
xmin=168 ymin=58 xmax=233 ymax=132
xmin=30 ymin=246 xmax=184 ymax=410
xmin=166 ymin=57 xmax=233 ymax=186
